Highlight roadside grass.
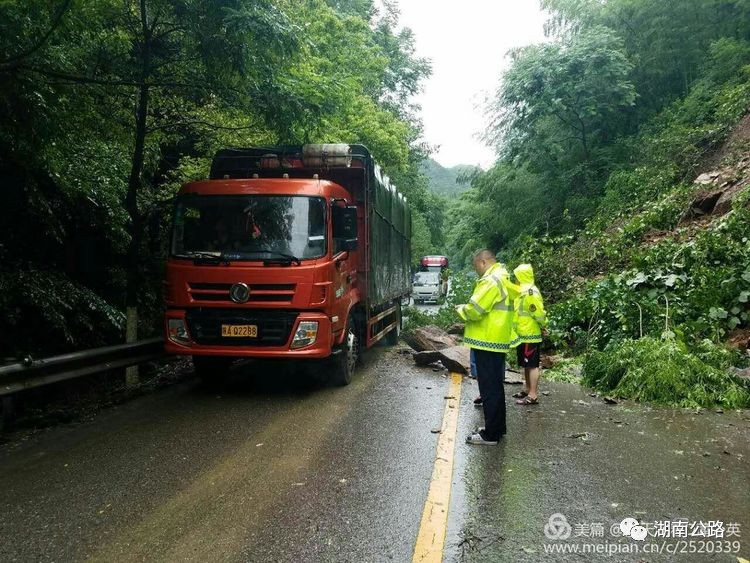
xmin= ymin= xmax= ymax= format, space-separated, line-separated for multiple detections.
xmin=543 ymin=359 xmax=583 ymax=383
xmin=582 ymin=337 xmax=750 ymax=409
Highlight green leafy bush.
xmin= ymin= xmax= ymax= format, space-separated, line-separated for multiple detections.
xmin=0 ymin=270 xmax=125 ymax=358
xmin=582 ymin=337 xmax=750 ymax=409
xmin=402 ymin=306 xmax=433 ymax=334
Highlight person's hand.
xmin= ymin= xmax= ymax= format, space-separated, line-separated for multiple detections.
xmin=455 ymin=305 xmax=463 ymax=315
xmin=542 ymin=328 xmax=549 ymax=338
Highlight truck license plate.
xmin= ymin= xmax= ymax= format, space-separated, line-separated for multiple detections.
xmin=221 ymin=324 xmax=258 ymax=338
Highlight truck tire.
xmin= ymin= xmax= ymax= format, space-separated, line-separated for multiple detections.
xmin=330 ymin=316 xmax=359 ymax=386
xmin=193 ymin=356 xmax=232 ymax=389
xmin=384 ymin=302 xmax=401 ymax=346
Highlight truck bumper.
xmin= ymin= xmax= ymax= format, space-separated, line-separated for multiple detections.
xmin=164 ymin=310 xmax=334 ymax=359
xmin=412 ymin=292 xmax=439 ymax=302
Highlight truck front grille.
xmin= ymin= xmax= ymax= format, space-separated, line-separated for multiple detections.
xmin=188 ymin=282 xmax=296 ymax=304
xmin=185 ymin=308 xmax=298 ymax=347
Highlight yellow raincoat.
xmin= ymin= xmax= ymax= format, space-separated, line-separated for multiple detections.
xmin=457 ymin=262 xmax=517 ymax=352
xmin=511 ymin=264 xmax=547 ymax=345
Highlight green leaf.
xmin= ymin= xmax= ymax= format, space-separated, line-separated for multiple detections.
xmin=627 ymin=272 xmax=648 ymax=286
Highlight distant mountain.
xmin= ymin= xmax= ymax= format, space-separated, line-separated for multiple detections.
xmin=420 ymin=158 xmax=480 ymax=197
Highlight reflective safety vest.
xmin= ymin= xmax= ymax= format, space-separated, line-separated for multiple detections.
xmin=511 ymin=264 xmax=547 ymax=346
xmin=457 ymin=262 xmax=517 ymax=352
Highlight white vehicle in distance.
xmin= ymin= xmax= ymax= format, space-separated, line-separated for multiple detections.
xmin=411 ymin=271 xmax=442 ymax=304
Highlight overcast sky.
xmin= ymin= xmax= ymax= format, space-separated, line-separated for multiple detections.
xmin=396 ymin=0 xmax=548 ymax=169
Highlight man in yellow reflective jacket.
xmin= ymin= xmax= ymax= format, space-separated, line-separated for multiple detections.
xmin=510 ymin=264 xmax=548 ymax=406
xmin=456 ymin=249 xmax=517 ymax=445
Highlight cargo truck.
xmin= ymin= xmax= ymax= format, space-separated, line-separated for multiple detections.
xmin=163 ymin=144 xmax=412 ymax=386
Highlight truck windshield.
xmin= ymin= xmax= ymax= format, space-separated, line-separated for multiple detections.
xmin=171 ymin=195 xmax=326 ymax=260
xmin=414 ymin=272 xmax=440 ymax=286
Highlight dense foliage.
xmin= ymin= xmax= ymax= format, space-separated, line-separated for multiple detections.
xmin=447 ymin=0 xmax=750 ymax=266
xmin=0 ymin=0 xmax=439 ymax=358
xmin=436 ymin=0 xmax=750 ymax=407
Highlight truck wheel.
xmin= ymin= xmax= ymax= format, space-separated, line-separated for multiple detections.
xmin=193 ymin=356 xmax=232 ymax=389
xmin=330 ymin=316 xmax=359 ymax=386
xmin=385 ymin=303 xmax=401 ymax=346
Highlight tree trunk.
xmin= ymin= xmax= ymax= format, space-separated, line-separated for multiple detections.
xmin=124 ymin=83 xmax=150 ymax=387
xmin=124 ymin=0 xmax=151 ymax=388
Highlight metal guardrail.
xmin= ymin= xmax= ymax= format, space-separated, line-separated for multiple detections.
xmin=0 ymin=337 xmax=165 ymax=397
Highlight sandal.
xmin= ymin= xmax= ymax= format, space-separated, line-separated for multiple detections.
xmin=512 ymin=390 xmax=528 ymax=399
xmin=516 ymin=396 xmax=539 ymax=406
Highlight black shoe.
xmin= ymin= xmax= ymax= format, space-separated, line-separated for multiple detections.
xmin=473 ymin=396 xmax=483 ymax=407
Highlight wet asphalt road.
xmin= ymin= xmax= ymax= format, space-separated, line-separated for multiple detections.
xmin=446 ymin=379 xmax=750 ymax=562
xmin=0 ymin=346 xmax=749 ymax=562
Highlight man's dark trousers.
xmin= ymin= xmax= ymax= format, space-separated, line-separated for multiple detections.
xmin=474 ymin=349 xmax=507 ymax=440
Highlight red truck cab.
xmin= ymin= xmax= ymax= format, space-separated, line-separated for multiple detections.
xmin=164 ymin=144 xmax=411 ymax=385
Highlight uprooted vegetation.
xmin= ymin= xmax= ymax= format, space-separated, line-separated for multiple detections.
xmin=583 ymin=337 xmax=750 ymax=409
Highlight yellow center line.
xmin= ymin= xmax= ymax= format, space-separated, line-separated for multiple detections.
xmin=412 ymin=372 xmax=463 ymax=563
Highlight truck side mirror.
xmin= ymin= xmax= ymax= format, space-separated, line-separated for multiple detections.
xmin=333 ymin=205 xmax=358 ymax=251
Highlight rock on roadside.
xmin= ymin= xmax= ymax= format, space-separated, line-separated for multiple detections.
xmin=413 ymin=346 xmax=470 ymax=374
xmin=402 ymin=325 xmax=460 ymax=352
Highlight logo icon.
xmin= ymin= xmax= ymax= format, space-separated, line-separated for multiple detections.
xmin=620 ymin=517 xmax=648 ymax=541
xmin=544 ymin=513 xmax=572 ymax=540
xmin=229 ymin=283 xmax=250 ymax=304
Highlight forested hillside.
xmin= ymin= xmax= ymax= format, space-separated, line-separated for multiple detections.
xmin=420 ymin=158 xmax=477 ymax=197
xmin=0 ymin=0 xmax=446 ymax=358
xmin=442 ymin=0 xmax=750 ymax=406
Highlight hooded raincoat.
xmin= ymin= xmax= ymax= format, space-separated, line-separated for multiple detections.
xmin=511 ymin=264 xmax=547 ymax=345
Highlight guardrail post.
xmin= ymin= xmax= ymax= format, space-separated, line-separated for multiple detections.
xmin=124 ymin=307 xmax=140 ymax=388
xmin=1 ymin=396 xmax=14 ymax=431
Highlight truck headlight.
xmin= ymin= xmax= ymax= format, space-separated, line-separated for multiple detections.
xmin=291 ymin=321 xmax=318 ymax=349
xmin=168 ymin=318 xmax=191 ymax=345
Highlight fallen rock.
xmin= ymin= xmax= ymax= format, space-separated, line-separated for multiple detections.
xmin=414 ymin=345 xmax=471 ymax=374
xmin=402 ymin=325 xmax=460 ymax=352
xmin=713 ymin=181 xmax=745 ymax=215
xmin=446 ymin=323 xmax=465 ymax=335
xmin=731 ymin=367 xmax=750 ymax=380
xmin=726 ymin=328 xmax=750 ymax=350
xmin=683 ymin=189 xmax=724 ymax=219
xmin=694 ymin=171 xmax=720 ymax=185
